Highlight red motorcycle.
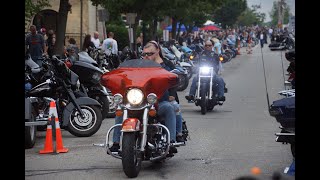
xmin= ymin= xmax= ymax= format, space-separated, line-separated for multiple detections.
xmin=99 ymin=59 xmax=188 ymax=178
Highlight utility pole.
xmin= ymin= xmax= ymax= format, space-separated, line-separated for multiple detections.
xmin=278 ymin=0 xmax=286 ymax=30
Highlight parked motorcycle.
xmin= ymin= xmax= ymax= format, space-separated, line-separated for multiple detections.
xmin=269 ymin=95 xmax=295 ymax=158
xmin=25 ymin=55 xmax=103 ymax=137
xmin=285 ymin=49 xmax=295 ymax=89
xmin=269 ymin=33 xmax=295 ymax=50
xmin=98 ymin=59 xmax=188 ymax=178
xmin=68 ymin=51 xmax=114 ymax=119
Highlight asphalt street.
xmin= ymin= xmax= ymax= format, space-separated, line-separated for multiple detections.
xmin=25 ymin=43 xmax=295 ymax=180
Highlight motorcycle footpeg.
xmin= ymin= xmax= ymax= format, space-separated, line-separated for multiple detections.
xmin=171 ymin=142 xmax=186 ymax=147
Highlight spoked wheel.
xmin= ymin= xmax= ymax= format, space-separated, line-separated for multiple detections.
xmin=67 ymin=105 xmax=102 ymax=137
xmin=122 ymin=132 xmax=142 ymax=178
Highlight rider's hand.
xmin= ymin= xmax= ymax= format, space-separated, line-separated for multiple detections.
xmin=169 ymin=96 xmax=175 ymax=101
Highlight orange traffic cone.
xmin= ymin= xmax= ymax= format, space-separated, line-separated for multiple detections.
xmin=39 ymin=123 xmax=54 ymax=154
xmin=39 ymin=101 xmax=68 ymax=154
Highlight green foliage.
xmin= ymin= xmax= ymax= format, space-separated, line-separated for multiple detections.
xmin=236 ymin=5 xmax=266 ymax=26
xmin=269 ymin=1 xmax=291 ymax=27
xmin=25 ymin=0 xmax=51 ymax=29
xmin=105 ymin=24 xmax=130 ymax=51
xmin=213 ymin=0 xmax=247 ymax=28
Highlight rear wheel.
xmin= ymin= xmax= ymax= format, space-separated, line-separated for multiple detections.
xmin=122 ymin=132 xmax=142 ymax=178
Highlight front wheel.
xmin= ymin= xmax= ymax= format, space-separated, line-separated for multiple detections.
xmin=122 ymin=132 xmax=142 ymax=178
xmin=67 ymin=105 xmax=102 ymax=137
xmin=25 ymin=106 xmax=37 ymax=149
xmin=200 ymin=87 xmax=207 ymax=115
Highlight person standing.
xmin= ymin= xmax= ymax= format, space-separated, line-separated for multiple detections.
xmin=259 ymin=30 xmax=264 ymax=48
xmin=101 ymin=32 xmax=118 ymax=55
xmin=101 ymin=32 xmax=119 ymax=68
xmin=91 ymin=31 xmax=101 ymax=48
xmin=25 ymin=25 xmax=46 ymax=66
xmin=46 ymin=30 xmax=56 ymax=58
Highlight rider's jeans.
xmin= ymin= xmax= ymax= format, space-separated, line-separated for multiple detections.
xmin=189 ymin=74 xmax=225 ymax=98
xmin=112 ymin=101 xmax=177 ymax=143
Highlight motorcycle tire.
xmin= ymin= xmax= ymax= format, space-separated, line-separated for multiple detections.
xmin=176 ymin=74 xmax=189 ymax=91
xmin=67 ymin=105 xmax=102 ymax=137
xmin=25 ymin=107 xmax=37 ymax=149
xmin=200 ymin=87 xmax=207 ymax=115
xmin=122 ymin=132 xmax=142 ymax=178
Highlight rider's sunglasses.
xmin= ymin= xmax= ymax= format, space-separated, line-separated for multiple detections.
xmin=141 ymin=52 xmax=155 ymax=57
xmin=205 ymin=44 xmax=213 ymax=47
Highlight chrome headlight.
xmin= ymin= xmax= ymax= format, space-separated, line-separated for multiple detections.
xmin=199 ymin=66 xmax=211 ymax=75
xmin=127 ymin=88 xmax=144 ymax=106
xmin=113 ymin=93 xmax=123 ymax=105
xmin=147 ymin=93 xmax=157 ymax=105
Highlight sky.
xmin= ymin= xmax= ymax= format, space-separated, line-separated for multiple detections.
xmin=246 ymin=0 xmax=295 ymax=22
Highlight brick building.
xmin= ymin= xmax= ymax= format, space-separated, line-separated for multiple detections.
xmin=27 ymin=0 xmax=106 ymax=46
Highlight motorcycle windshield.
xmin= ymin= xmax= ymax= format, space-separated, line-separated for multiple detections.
xmin=101 ymin=59 xmax=178 ymax=101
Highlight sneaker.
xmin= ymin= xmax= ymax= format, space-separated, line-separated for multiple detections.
xmin=185 ymin=95 xmax=194 ymax=101
xmin=176 ymin=135 xmax=185 ymax=142
xmin=108 ymin=143 xmax=120 ymax=154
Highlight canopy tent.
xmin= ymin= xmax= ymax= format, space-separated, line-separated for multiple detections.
xmin=204 ymin=20 xmax=215 ymax=25
xmin=200 ymin=25 xmax=221 ymax=31
xmin=165 ymin=23 xmax=199 ymax=32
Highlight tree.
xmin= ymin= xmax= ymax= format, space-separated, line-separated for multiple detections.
xmin=212 ymin=0 xmax=247 ymax=29
xmin=236 ymin=5 xmax=266 ymax=27
xmin=25 ymin=0 xmax=51 ymax=31
xmin=54 ymin=0 xmax=72 ymax=56
xmin=269 ymin=0 xmax=291 ymax=27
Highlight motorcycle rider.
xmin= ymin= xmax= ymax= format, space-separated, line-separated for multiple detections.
xmin=185 ymin=40 xmax=226 ymax=103
xmin=109 ymin=40 xmax=182 ymax=154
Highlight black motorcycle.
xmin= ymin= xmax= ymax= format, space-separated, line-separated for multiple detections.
xmin=69 ymin=52 xmax=114 ymax=119
xmin=269 ymin=95 xmax=295 ymax=158
xmin=269 ymin=33 xmax=295 ymax=50
xmin=25 ymin=56 xmax=103 ymax=137
xmin=192 ymin=55 xmax=227 ymax=115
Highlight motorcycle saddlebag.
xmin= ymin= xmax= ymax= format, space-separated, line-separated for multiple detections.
xmin=285 ymin=49 xmax=295 ymax=62
xmin=269 ymin=96 xmax=295 ymax=129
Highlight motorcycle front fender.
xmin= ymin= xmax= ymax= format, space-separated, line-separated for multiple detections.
xmin=121 ymin=118 xmax=141 ymax=132
xmin=62 ymin=97 xmax=101 ymax=126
